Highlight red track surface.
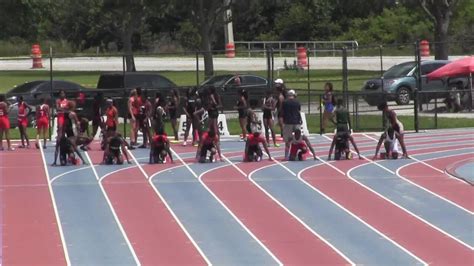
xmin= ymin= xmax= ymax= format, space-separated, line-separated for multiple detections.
xmin=300 ymin=145 xmax=474 ymax=265
xmin=201 ymin=159 xmax=350 ymax=265
xmin=87 ymin=149 xmax=206 ymax=265
xmin=1 ymin=149 xmax=66 ymax=265
xmin=399 ymin=153 xmax=474 ymax=211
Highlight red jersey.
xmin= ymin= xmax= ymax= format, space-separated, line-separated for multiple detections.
xmin=247 ymin=134 xmax=265 ymax=146
xmin=57 ymin=98 xmax=68 ymax=115
xmin=18 ymin=102 xmax=27 ymax=118
xmin=105 ymin=106 xmax=118 ymax=127
xmin=202 ymin=132 xmax=217 ymax=146
xmin=0 ymin=102 xmax=8 ymax=117
xmin=38 ymin=104 xmax=49 ymax=118
xmin=152 ymin=134 xmax=168 ymax=148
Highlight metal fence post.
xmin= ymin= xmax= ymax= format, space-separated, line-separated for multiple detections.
xmin=319 ymin=94 xmax=323 ymax=135
xmin=122 ymin=55 xmax=127 ymax=139
xmin=414 ymin=40 xmax=421 ymax=133
xmin=307 ymin=49 xmax=311 ymax=114
xmin=195 ymin=51 xmax=200 ymax=86
xmin=49 ymin=46 xmax=53 ymax=140
xmin=342 ymin=47 xmax=349 ymax=109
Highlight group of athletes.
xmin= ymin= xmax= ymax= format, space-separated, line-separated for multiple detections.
xmin=0 ymin=78 xmax=408 ymax=165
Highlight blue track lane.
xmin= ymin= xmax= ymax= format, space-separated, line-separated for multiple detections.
xmin=350 ymin=148 xmax=474 ymax=248
xmin=43 ymin=148 xmax=136 ymax=265
xmin=251 ymin=160 xmax=421 ymax=265
xmin=150 ymin=164 xmax=277 ymax=265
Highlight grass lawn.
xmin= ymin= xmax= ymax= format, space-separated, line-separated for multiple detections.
xmin=0 ymin=69 xmax=378 ymax=93
xmin=6 ymin=115 xmax=474 ymax=141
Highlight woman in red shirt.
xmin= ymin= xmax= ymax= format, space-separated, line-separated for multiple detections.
xmin=36 ymin=98 xmax=50 ymax=149
xmin=0 ymin=94 xmax=13 ymax=151
xmin=56 ymin=90 xmax=69 ymax=137
xmin=17 ymin=96 xmax=33 ymax=148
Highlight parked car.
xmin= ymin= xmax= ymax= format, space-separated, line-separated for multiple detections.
xmin=5 ymin=80 xmax=89 ymax=128
xmin=94 ymin=72 xmax=179 ymax=116
xmin=362 ymin=60 xmax=468 ymax=106
xmin=200 ymin=74 xmax=271 ymax=110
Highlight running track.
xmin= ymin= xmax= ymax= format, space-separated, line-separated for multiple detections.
xmin=1 ymin=128 xmax=473 ymax=265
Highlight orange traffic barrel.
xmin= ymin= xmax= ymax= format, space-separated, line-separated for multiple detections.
xmin=225 ymin=43 xmax=235 ymax=58
xmin=297 ymin=46 xmax=307 ymax=68
xmin=420 ymin=40 xmax=430 ymax=57
xmin=31 ymin=44 xmax=44 ymax=68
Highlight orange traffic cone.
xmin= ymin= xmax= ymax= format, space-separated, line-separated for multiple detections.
xmin=31 ymin=44 xmax=44 ymax=69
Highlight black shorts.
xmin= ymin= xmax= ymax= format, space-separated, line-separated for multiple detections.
xmin=136 ymin=114 xmax=146 ymax=128
xmin=208 ymin=108 xmax=219 ymax=119
xmin=106 ymin=125 xmax=117 ymax=132
xmin=277 ymin=110 xmax=283 ymax=118
xmin=247 ymin=145 xmax=262 ymax=157
xmin=238 ymin=109 xmax=247 ymax=119
xmin=200 ymin=143 xmax=215 ymax=158
xmin=263 ymin=110 xmax=273 ymax=119
xmin=92 ymin=116 xmax=102 ymax=127
xmin=169 ymin=109 xmax=178 ymax=120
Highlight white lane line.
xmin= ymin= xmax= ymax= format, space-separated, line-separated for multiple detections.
xmin=343 ymin=152 xmax=474 ymax=251
xmin=360 ymin=134 xmax=474 ymax=213
xmin=83 ymin=151 xmax=141 ymax=266
xmin=244 ymin=160 xmax=356 ymax=266
xmin=171 ymin=148 xmax=283 ymax=266
xmin=289 ymin=162 xmax=428 ymax=266
xmin=126 ymin=149 xmax=211 ymax=266
xmin=395 ymin=152 xmax=474 ymax=215
xmin=39 ymin=145 xmax=71 ymax=266
xmin=50 ymin=166 xmax=91 ymax=183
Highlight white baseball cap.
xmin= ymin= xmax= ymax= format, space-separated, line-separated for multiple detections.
xmin=274 ymin=78 xmax=284 ymax=84
xmin=287 ymin=89 xmax=296 ymax=96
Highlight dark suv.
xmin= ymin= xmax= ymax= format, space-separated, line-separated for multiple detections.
xmin=93 ymin=72 xmax=179 ymax=116
xmin=362 ymin=60 xmax=468 ymax=106
xmin=200 ymin=74 xmax=270 ymax=109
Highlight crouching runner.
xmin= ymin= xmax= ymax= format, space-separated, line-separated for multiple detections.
xmin=149 ymin=128 xmax=173 ymax=164
xmin=197 ymin=129 xmax=222 ymax=163
xmin=52 ymin=136 xmax=87 ymax=166
xmin=373 ymin=127 xmax=401 ymax=159
xmin=288 ymin=128 xmax=316 ymax=161
xmin=103 ymin=132 xmax=131 ymax=165
xmin=244 ymin=130 xmax=272 ymax=162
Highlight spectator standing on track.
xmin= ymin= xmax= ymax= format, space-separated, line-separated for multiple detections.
xmin=246 ymin=100 xmax=260 ymax=134
xmin=56 ymin=89 xmax=69 ymax=137
xmin=76 ymin=115 xmax=93 ymax=151
xmin=244 ymin=130 xmax=272 ymax=162
xmin=152 ymin=92 xmax=165 ymax=135
xmin=0 ymin=94 xmax=13 ymax=151
xmin=321 ymin=82 xmax=336 ymax=133
xmin=128 ymin=89 xmax=139 ymax=146
xmin=288 ymin=128 xmax=316 ymax=161
xmin=207 ymin=86 xmax=221 ymax=137
xmin=193 ymin=96 xmax=209 ymax=146
xmin=281 ymin=89 xmax=302 ymax=160
xmin=166 ymin=88 xmax=180 ymax=142
xmin=35 ymin=98 xmax=50 ymax=149
xmin=275 ymin=79 xmax=286 ymax=138
xmin=136 ymin=88 xmax=151 ymax=148
xmin=17 ymin=96 xmax=33 ymax=148
xmin=377 ymin=102 xmax=408 ymax=158
xmin=262 ymin=90 xmax=279 ymax=147
xmin=235 ymin=88 xmax=248 ymax=141
xmin=91 ymin=92 xmax=104 ymax=140
xmin=183 ymin=87 xmax=198 ymax=146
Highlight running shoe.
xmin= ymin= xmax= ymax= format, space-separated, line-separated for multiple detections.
xmin=182 ymin=140 xmax=187 ymax=146
xmin=274 ymin=143 xmax=280 ymax=147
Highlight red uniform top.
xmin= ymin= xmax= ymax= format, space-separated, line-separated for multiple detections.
xmin=201 ymin=132 xmax=217 ymax=146
xmin=105 ymin=106 xmax=118 ymax=127
xmin=0 ymin=102 xmax=8 ymax=117
xmin=56 ymin=98 xmax=68 ymax=116
xmin=247 ymin=134 xmax=265 ymax=146
xmin=130 ymin=96 xmax=143 ymax=116
xmin=38 ymin=104 xmax=49 ymax=118
xmin=152 ymin=134 xmax=168 ymax=148
xmin=18 ymin=102 xmax=27 ymax=119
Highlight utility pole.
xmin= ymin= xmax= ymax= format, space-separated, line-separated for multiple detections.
xmin=223 ymin=0 xmax=234 ymax=45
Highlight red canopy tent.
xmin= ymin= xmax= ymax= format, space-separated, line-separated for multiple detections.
xmin=426 ymin=56 xmax=473 ymax=111
xmin=427 ymin=56 xmax=473 ymax=80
